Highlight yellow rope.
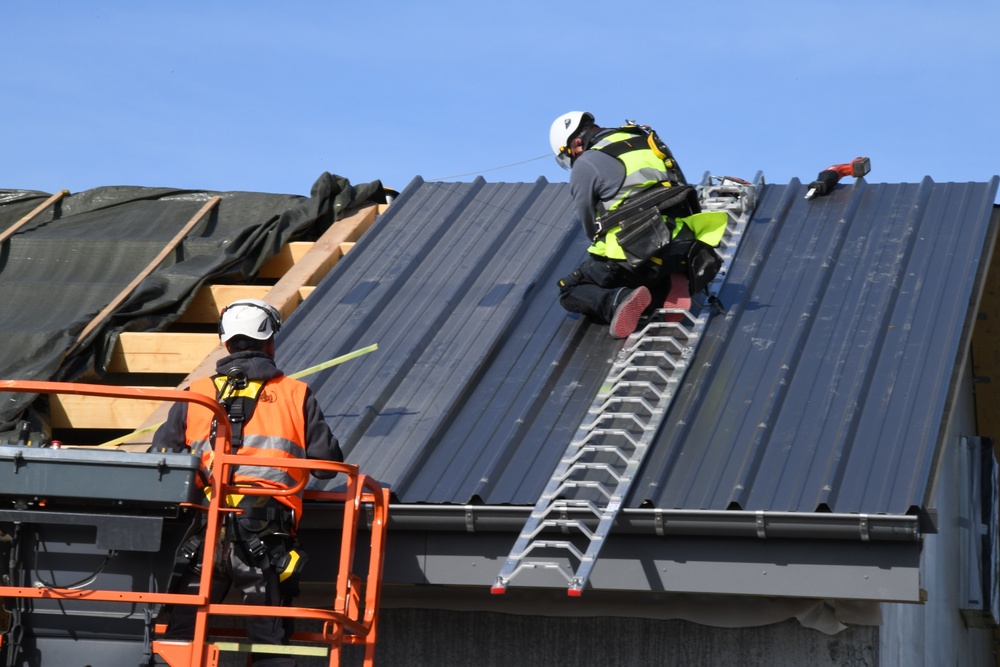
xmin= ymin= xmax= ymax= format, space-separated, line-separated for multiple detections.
xmin=95 ymin=343 xmax=379 ymax=449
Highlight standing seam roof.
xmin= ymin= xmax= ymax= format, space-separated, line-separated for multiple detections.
xmin=636 ymin=177 xmax=998 ymax=514
xmin=276 ymin=175 xmax=999 ymax=516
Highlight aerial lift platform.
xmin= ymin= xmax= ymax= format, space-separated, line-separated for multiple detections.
xmin=0 ymin=380 xmax=389 ymax=666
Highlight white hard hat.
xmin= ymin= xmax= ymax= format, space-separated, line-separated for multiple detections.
xmin=219 ymin=299 xmax=281 ymax=343
xmin=549 ymin=111 xmax=593 ymax=170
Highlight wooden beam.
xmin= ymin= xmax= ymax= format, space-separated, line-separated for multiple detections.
xmin=66 ymin=196 xmax=221 ymax=356
xmin=258 ymin=241 xmax=357 ymax=278
xmin=50 ymin=392 xmax=161 ymax=429
xmin=0 ymin=190 xmax=69 ymax=244
xmin=108 ymin=332 xmax=219 ymax=373
xmin=176 ymin=285 xmax=271 ymax=323
xmin=258 ymin=242 xmax=315 ymax=278
xmin=110 ymin=286 xmax=317 ymax=371
xmin=121 ymin=205 xmax=379 ymax=449
xmin=263 ymin=206 xmax=377 ymax=319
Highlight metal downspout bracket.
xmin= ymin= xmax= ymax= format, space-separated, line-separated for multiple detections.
xmin=492 ymin=173 xmax=763 ymax=596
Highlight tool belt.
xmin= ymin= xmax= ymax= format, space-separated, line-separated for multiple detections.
xmin=597 ymin=184 xmax=701 ymax=268
xmin=228 ymin=502 xmax=308 ymax=595
xmin=166 ymin=500 xmax=305 ymax=598
xmin=228 ymin=497 xmax=294 ymax=559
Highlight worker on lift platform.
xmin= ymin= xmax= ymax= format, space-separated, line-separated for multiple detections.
xmin=550 ymin=111 xmax=729 ymax=338
xmin=150 ymin=298 xmax=343 ymax=667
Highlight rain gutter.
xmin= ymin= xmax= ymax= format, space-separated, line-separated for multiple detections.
xmin=304 ymin=503 xmax=922 ymax=542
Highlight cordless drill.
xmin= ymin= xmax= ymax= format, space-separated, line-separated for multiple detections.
xmin=805 ymin=157 xmax=871 ymax=200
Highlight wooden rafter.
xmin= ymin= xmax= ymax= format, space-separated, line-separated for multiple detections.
xmin=51 ymin=204 xmax=380 ymax=440
xmin=0 ymin=189 xmax=69 ymax=245
xmin=64 ymin=196 xmax=221 ymax=360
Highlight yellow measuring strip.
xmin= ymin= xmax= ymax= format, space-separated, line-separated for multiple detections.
xmin=96 ymin=343 xmax=378 ymax=448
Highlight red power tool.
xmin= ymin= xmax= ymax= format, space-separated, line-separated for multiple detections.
xmin=805 ymin=157 xmax=871 ymax=200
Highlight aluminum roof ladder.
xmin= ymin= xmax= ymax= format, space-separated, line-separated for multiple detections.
xmin=492 ymin=173 xmax=762 ymax=596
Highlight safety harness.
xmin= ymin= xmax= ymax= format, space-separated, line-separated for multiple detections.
xmin=167 ymin=369 xmax=305 ymax=594
xmin=212 ymin=369 xmax=265 ymax=455
xmin=585 ymin=123 xmax=729 ymax=297
xmin=589 ymin=123 xmax=689 ymax=239
xmin=597 ymin=122 xmax=687 ymax=189
xmin=212 ymin=370 xmax=298 ymax=558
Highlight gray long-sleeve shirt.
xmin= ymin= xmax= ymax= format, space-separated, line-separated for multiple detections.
xmin=569 ymin=148 xmax=626 ymax=240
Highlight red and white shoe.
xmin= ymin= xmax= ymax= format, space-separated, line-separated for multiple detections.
xmin=609 ymin=287 xmax=652 ymax=339
xmin=663 ymin=273 xmax=692 ymax=323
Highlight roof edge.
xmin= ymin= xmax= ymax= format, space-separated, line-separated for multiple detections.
xmin=304 ymin=504 xmax=921 ymax=542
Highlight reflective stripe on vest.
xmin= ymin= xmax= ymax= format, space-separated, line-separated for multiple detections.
xmin=587 ymin=131 xmax=674 ymax=259
xmin=592 ymin=131 xmax=674 ymax=217
xmin=184 ymin=374 xmax=310 ymax=520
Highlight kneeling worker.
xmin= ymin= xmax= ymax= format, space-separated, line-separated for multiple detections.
xmin=550 ymin=111 xmax=728 ymax=338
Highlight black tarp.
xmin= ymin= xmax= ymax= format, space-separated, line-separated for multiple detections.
xmin=0 ymin=172 xmax=385 ymax=431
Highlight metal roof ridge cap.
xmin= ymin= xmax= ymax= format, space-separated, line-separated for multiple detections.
xmin=375 ymin=504 xmax=921 ymax=541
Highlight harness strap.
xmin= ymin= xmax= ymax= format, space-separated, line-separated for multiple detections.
xmin=209 ymin=374 xmax=267 ymax=453
xmin=166 ymin=527 xmax=205 ymax=593
xmin=590 ymin=125 xmax=690 ymax=241
xmin=227 ymin=397 xmax=247 ymax=452
xmin=597 ymin=124 xmax=687 ymax=187
xmin=229 ymin=511 xmax=269 ymax=561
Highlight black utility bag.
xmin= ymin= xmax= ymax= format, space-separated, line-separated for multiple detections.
xmin=601 ymin=184 xmax=701 ymax=268
xmin=663 ymin=229 xmax=724 ymax=296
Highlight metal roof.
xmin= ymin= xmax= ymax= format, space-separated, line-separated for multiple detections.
xmin=637 ymin=178 xmax=998 ymax=515
xmin=278 ymin=175 xmax=999 ymax=517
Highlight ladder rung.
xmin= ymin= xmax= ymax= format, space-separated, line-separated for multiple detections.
xmin=570 ymin=429 xmax=640 ymax=448
xmin=579 ymin=414 xmax=654 ymax=433
xmin=523 ymin=539 xmax=586 ymax=561
xmin=555 ymin=462 xmax=627 ymax=484
xmin=561 ymin=446 xmax=632 ymax=466
xmin=546 ymin=498 xmax=602 ymax=513
xmin=589 ymin=396 xmax=661 ymax=415
xmin=542 ymin=481 xmax=613 ymax=504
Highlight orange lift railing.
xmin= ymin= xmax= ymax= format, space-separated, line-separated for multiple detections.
xmin=0 ymin=380 xmax=390 ymax=667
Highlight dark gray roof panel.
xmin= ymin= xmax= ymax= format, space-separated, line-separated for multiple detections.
xmin=277 ymin=175 xmax=999 ymax=516
xmin=637 ymin=177 xmax=999 ymax=514
xmin=277 ymin=177 xmax=607 ymax=504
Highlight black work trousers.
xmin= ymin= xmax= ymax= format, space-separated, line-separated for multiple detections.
xmin=164 ymin=532 xmax=297 ymax=667
xmin=558 ymin=253 xmax=677 ymax=324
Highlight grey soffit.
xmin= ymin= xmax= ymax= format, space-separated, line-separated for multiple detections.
xmin=279 ymin=175 xmax=999 ymax=517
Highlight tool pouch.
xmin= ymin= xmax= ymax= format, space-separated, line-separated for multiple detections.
xmin=616 ymin=208 xmax=674 ymax=268
xmin=599 ymin=184 xmax=702 ymax=268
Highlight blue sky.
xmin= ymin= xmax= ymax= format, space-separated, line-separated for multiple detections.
xmin=5 ymin=2 xmax=999 ymax=199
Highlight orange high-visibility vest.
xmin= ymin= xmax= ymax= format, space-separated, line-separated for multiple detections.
xmin=184 ymin=374 xmax=310 ymax=521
